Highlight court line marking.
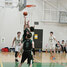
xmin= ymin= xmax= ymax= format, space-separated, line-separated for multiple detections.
xmin=0 ymin=58 xmax=3 ymax=67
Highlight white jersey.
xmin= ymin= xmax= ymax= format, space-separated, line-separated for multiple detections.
xmin=49 ymin=35 xmax=56 ymax=44
xmin=15 ymin=36 xmax=21 ymax=46
xmin=31 ymin=32 xmax=34 ymax=41
xmin=49 ymin=35 xmax=56 ymax=49
xmin=15 ymin=36 xmax=21 ymax=52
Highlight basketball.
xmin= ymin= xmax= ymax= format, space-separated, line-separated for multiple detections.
xmin=23 ymin=12 xmax=28 ymax=16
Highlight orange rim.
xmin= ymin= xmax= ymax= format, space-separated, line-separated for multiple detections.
xmin=26 ymin=5 xmax=36 ymax=7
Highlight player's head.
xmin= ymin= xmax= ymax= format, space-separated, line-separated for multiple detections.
xmin=62 ymin=40 xmax=64 ymax=43
xmin=58 ymin=41 xmax=60 ymax=43
xmin=17 ymin=32 xmax=21 ymax=36
xmin=30 ymin=26 xmax=34 ymax=32
xmin=50 ymin=31 xmax=53 ymax=36
xmin=27 ymin=33 xmax=32 ymax=39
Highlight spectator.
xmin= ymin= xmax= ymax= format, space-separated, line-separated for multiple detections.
xmin=61 ymin=40 xmax=66 ymax=53
xmin=55 ymin=41 xmax=61 ymax=53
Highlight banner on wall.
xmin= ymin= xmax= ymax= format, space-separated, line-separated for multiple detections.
xmin=1 ymin=37 xmax=5 ymax=43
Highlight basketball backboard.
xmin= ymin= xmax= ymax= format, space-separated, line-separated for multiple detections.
xmin=18 ymin=0 xmax=26 ymax=11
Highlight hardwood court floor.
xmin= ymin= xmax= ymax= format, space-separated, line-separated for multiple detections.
xmin=0 ymin=52 xmax=67 ymax=67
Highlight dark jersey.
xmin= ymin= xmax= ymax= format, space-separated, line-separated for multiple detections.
xmin=23 ymin=39 xmax=32 ymax=51
xmin=23 ymin=28 xmax=30 ymax=41
xmin=24 ymin=28 xmax=30 ymax=36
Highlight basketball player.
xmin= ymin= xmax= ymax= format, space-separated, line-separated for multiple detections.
xmin=23 ymin=16 xmax=35 ymax=43
xmin=23 ymin=16 xmax=30 ymax=42
xmin=12 ymin=32 xmax=22 ymax=62
xmin=61 ymin=40 xmax=66 ymax=53
xmin=18 ymin=33 xmax=34 ymax=67
xmin=49 ymin=31 xmax=59 ymax=56
xmin=23 ymin=16 xmax=35 ymax=57
xmin=55 ymin=41 xmax=61 ymax=53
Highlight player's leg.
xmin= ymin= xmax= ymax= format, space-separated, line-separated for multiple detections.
xmin=15 ymin=45 xmax=20 ymax=61
xmin=53 ymin=49 xmax=55 ymax=54
xmin=53 ymin=44 xmax=55 ymax=54
xmin=50 ymin=45 xmax=52 ymax=55
xmin=28 ymin=59 xmax=33 ymax=67
xmin=59 ymin=47 xmax=61 ymax=53
xmin=60 ymin=46 xmax=61 ymax=52
xmin=32 ymin=41 xmax=35 ymax=58
xmin=15 ymin=51 xmax=19 ymax=62
xmin=28 ymin=52 xmax=33 ymax=67
xmin=27 ymin=51 xmax=34 ymax=64
xmin=55 ymin=46 xmax=56 ymax=53
xmin=29 ymin=61 xmax=32 ymax=67
xmin=64 ymin=47 xmax=66 ymax=53
xmin=15 ymin=45 xmax=21 ymax=62
xmin=62 ymin=46 xmax=64 ymax=53
xmin=50 ymin=49 xmax=52 ymax=55
xmin=61 ymin=45 xmax=63 ymax=53
xmin=18 ymin=63 xmax=23 ymax=67
xmin=18 ymin=52 xmax=27 ymax=67
xmin=52 ymin=45 xmax=56 ymax=58
xmin=28 ymin=59 xmax=32 ymax=67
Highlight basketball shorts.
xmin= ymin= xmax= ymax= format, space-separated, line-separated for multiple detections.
xmin=15 ymin=46 xmax=21 ymax=52
xmin=50 ymin=44 xmax=55 ymax=50
xmin=21 ymin=51 xmax=33 ymax=65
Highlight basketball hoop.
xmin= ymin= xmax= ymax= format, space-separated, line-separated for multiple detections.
xmin=26 ymin=5 xmax=36 ymax=7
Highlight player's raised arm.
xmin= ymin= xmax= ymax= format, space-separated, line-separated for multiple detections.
xmin=24 ymin=16 xmax=26 ymax=29
xmin=12 ymin=37 xmax=16 ymax=47
xmin=27 ymin=20 xmax=30 ymax=28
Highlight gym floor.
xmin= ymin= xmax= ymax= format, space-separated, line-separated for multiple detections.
xmin=0 ymin=52 xmax=67 ymax=67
